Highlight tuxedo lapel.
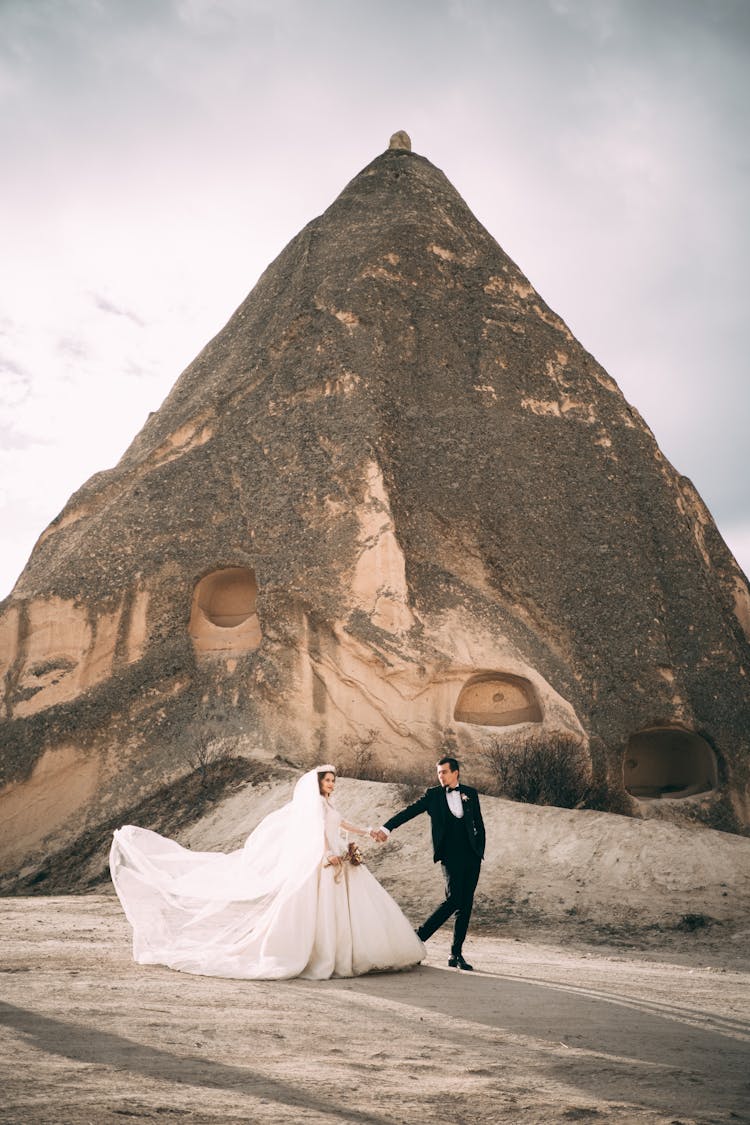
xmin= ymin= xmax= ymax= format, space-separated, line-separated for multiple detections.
xmin=459 ymin=787 xmax=474 ymax=829
xmin=430 ymin=786 xmax=449 ymax=822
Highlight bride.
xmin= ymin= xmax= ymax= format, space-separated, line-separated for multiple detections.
xmin=109 ymin=764 xmax=425 ymax=980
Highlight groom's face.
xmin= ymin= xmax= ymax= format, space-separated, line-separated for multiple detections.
xmin=436 ymin=762 xmax=459 ymax=789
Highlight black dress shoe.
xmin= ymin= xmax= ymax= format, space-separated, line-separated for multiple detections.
xmin=448 ymin=954 xmax=473 ymax=970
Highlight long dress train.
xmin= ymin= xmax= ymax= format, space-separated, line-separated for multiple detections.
xmin=109 ymin=765 xmax=425 ymax=980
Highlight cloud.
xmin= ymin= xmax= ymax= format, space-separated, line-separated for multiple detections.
xmin=0 ymin=356 xmax=32 ymax=407
xmin=0 ymin=421 xmax=37 ymax=452
xmin=92 ymin=293 xmax=146 ymax=325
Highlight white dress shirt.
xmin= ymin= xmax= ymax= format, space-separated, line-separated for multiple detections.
xmin=445 ymin=787 xmax=464 ymax=818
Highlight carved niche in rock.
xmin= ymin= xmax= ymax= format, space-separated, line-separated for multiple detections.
xmin=453 ymin=672 xmax=542 ymax=728
xmin=188 ymin=567 xmax=261 ymax=655
xmin=624 ymin=726 xmax=718 ymax=800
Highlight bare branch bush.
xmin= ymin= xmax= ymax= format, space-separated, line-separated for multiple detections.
xmin=482 ymin=732 xmax=591 ymax=809
xmin=391 ymin=729 xmax=461 ymax=802
xmin=187 ymin=732 xmax=226 ymax=787
xmin=338 ymin=729 xmax=387 ymax=782
xmin=580 ymin=775 xmax=634 ymax=815
xmin=395 ymin=766 xmax=430 ymax=804
xmin=338 ymin=731 xmax=431 ymax=801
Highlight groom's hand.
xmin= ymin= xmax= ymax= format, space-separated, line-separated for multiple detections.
xmin=372 ymin=829 xmax=388 ymax=843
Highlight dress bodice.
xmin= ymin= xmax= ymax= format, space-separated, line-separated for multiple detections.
xmin=322 ymin=798 xmax=344 ymax=856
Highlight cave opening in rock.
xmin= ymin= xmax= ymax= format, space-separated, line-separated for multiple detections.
xmin=196 ymin=567 xmax=257 ymax=626
xmin=454 ymin=673 xmax=542 ymax=727
xmin=624 ymin=727 xmax=718 ymax=799
xmin=189 ymin=567 xmax=261 ymax=653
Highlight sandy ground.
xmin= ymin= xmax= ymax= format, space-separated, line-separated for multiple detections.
xmin=0 ymin=894 xmax=748 ymax=1125
xmin=2 ymin=778 xmax=749 ymax=1124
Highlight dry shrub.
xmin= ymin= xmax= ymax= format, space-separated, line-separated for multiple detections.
xmin=482 ymin=732 xmax=591 ymax=809
xmin=338 ymin=729 xmax=387 ymax=782
xmin=395 ymin=768 xmax=430 ymax=804
xmin=338 ymin=731 xmax=429 ymax=802
xmin=580 ymin=775 xmax=634 ymax=816
xmin=438 ymin=729 xmax=460 ymax=758
xmin=184 ymin=707 xmax=247 ymax=786
xmin=187 ymin=733 xmax=225 ymax=787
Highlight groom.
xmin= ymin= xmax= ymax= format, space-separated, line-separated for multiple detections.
xmin=375 ymin=756 xmax=485 ymax=970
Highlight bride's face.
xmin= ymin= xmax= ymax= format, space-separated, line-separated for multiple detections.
xmin=319 ymin=772 xmax=336 ymax=796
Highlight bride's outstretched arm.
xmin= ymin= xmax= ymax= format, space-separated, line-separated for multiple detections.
xmin=340 ymin=818 xmax=378 ymax=839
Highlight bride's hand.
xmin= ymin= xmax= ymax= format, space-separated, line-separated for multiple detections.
xmin=328 ymin=855 xmax=342 ymax=866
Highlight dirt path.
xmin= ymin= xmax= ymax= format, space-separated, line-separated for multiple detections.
xmin=1 ymin=895 xmax=748 ymax=1124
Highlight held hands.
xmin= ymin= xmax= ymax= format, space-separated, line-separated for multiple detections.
xmin=370 ymin=829 xmax=388 ymax=843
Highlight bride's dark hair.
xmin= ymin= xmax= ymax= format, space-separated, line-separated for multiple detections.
xmin=317 ymin=769 xmax=336 ymax=794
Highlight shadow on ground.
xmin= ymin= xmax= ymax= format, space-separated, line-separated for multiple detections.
xmin=0 ymin=1000 xmax=391 ymax=1125
xmin=325 ymin=964 xmax=750 ymax=1121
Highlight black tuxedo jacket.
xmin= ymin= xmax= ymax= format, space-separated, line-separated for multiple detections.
xmin=384 ymin=784 xmax=486 ymax=864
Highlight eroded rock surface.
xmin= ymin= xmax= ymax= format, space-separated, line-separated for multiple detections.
xmin=2 ymin=138 xmax=749 ymax=882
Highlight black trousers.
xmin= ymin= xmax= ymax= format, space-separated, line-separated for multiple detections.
xmin=417 ymin=850 xmax=482 ymax=955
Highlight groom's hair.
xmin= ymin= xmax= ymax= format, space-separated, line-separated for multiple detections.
xmin=437 ymin=756 xmax=460 ymax=774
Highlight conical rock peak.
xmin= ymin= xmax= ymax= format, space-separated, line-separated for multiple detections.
xmin=1 ymin=143 xmax=749 ymax=887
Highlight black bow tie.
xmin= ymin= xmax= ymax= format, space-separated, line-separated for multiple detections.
xmin=445 ymin=786 xmax=459 ymax=793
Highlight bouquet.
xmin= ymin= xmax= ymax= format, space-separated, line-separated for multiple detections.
xmin=325 ymin=840 xmax=365 ymax=879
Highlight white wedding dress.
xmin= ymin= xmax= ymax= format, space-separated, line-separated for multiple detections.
xmin=109 ymin=765 xmax=425 ymax=980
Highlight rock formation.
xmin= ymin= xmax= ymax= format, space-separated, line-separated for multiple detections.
xmin=2 ymin=134 xmax=749 ymax=883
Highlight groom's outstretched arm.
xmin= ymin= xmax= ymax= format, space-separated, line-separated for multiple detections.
xmin=381 ymin=792 xmax=429 ymax=836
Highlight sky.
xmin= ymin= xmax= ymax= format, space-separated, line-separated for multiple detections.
xmin=1 ymin=0 xmax=748 ymax=599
